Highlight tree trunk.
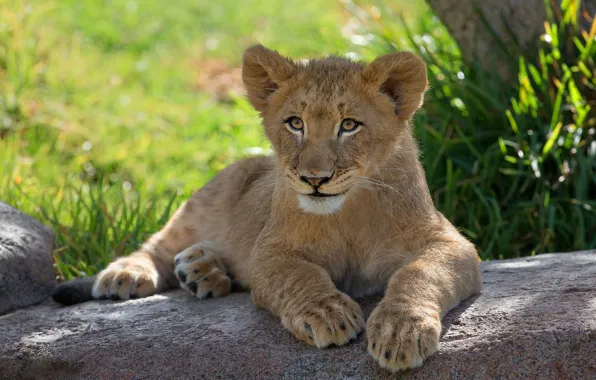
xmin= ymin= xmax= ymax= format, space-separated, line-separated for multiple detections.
xmin=425 ymin=0 xmax=596 ymax=81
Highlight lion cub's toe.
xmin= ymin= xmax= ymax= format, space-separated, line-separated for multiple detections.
xmin=366 ymin=302 xmax=441 ymax=372
xmin=92 ymin=255 xmax=159 ymax=300
xmin=281 ymin=292 xmax=364 ymax=348
xmin=174 ymin=244 xmax=231 ymax=299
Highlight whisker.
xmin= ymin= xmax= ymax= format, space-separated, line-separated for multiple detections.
xmin=356 ymin=176 xmax=403 ymax=196
xmin=375 ymin=167 xmax=408 ymax=172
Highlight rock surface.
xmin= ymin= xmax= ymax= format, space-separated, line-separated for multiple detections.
xmin=0 ymin=202 xmax=56 ymax=315
xmin=1 ymin=251 xmax=595 ymax=379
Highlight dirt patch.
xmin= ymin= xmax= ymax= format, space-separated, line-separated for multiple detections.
xmin=194 ymin=59 xmax=244 ymax=101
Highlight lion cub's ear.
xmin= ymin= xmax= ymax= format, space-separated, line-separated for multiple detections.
xmin=361 ymin=52 xmax=428 ymax=120
xmin=242 ymin=44 xmax=297 ymax=113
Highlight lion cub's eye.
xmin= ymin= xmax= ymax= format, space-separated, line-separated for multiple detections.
xmin=286 ymin=117 xmax=304 ymax=132
xmin=339 ymin=118 xmax=361 ymax=135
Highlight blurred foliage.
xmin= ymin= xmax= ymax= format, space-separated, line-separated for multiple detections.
xmin=1 ymin=0 xmax=420 ymax=279
xmin=0 ymin=0 xmax=358 ymax=279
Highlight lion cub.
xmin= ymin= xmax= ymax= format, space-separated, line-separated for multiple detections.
xmin=55 ymin=45 xmax=482 ymax=372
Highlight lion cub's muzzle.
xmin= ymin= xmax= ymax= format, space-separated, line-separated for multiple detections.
xmin=297 ymin=169 xmax=345 ymax=196
xmin=294 ymin=170 xmax=350 ymax=215
xmin=299 ymin=173 xmax=336 ymax=196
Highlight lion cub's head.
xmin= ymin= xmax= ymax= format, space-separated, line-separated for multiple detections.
xmin=242 ymin=45 xmax=427 ymax=215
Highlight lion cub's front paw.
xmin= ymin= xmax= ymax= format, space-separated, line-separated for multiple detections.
xmin=281 ymin=292 xmax=364 ymax=348
xmin=366 ymin=302 xmax=441 ymax=372
xmin=174 ymin=243 xmax=231 ymax=299
xmin=92 ymin=254 xmax=159 ymax=300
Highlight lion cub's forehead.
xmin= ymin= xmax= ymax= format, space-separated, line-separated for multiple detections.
xmin=297 ymin=57 xmax=365 ymax=93
xmin=287 ymin=57 xmax=368 ymax=118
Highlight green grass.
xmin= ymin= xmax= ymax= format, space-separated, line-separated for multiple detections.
xmin=0 ymin=0 xmax=424 ymax=279
xmin=1 ymin=0 xmax=593 ymax=280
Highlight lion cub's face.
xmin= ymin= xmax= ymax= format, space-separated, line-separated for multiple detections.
xmin=242 ymin=45 xmax=427 ymax=215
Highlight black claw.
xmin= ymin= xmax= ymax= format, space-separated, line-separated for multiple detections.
xmin=385 ymin=350 xmax=391 ymax=360
xmin=187 ymin=282 xmax=198 ymax=293
xmin=372 ymin=342 xmax=376 ymax=349
xmin=339 ymin=320 xmax=346 ymax=330
xmin=110 ymin=294 xmax=119 ymax=301
xmin=176 ymin=270 xmax=187 ymax=283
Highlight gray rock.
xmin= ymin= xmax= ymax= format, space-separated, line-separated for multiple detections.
xmin=0 ymin=202 xmax=56 ymax=315
xmin=0 ymin=251 xmax=595 ymax=379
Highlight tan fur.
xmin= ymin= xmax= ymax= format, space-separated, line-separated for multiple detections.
xmin=92 ymin=45 xmax=482 ymax=372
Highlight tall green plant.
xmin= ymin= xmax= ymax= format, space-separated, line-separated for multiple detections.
xmin=500 ymin=1 xmax=596 ymax=252
xmin=362 ymin=1 xmax=595 ymax=258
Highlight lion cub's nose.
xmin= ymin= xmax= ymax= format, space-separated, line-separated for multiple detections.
xmin=300 ymin=175 xmax=332 ymax=187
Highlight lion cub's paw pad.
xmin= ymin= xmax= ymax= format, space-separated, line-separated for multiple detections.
xmin=282 ymin=292 xmax=364 ymax=348
xmin=366 ymin=303 xmax=441 ymax=372
xmin=174 ymin=245 xmax=231 ymax=299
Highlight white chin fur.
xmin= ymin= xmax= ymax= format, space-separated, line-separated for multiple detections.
xmin=297 ymin=194 xmax=345 ymax=215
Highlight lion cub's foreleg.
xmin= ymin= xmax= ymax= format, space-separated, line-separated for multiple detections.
xmin=92 ymin=198 xmax=222 ymax=300
xmin=366 ymin=236 xmax=482 ymax=372
xmin=250 ymin=251 xmax=365 ymax=348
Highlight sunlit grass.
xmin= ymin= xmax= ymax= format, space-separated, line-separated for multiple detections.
xmin=1 ymin=0 xmax=427 ymax=279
